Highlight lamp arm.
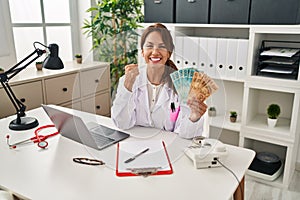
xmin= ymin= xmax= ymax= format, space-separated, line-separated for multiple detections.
xmin=0 ymin=48 xmax=46 ymax=123
xmin=0 ymin=81 xmax=25 ymax=124
xmin=6 ymin=48 xmax=45 ymax=80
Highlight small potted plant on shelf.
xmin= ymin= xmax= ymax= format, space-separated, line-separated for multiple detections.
xmin=75 ymin=54 xmax=82 ymax=64
xmin=267 ymin=104 xmax=281 ymax=128
xmin=35 ymin=61 xmax=43 ymax=71
xmin=208 ymin=106 xmax=216 ymax=117
xmin=229 ymin=111 xmax=237 ymax=123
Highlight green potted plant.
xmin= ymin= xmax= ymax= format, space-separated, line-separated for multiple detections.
xmin=230 ymin=111 xmax=237 ymax=123
xmin=267 ymin=104 xmax=281 ymax=127
xmin=35 ymin=61 xmax=43 ymax=70
xmin=83 ymin=0 xmax=144 ymax=98
xmin=208 ymin=106 xmax=216 ymax=117
xmin=75 ymin=54 xmax=82 ymax=64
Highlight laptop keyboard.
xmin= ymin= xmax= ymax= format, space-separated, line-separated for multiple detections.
xmin=90 ymin=132 xmax=115 ymax=147
xmin=92 ymin=126 xmax=115 ymax=135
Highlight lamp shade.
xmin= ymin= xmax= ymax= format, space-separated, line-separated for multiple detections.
xmin=42 ymin=44 xmax=64 ymax=69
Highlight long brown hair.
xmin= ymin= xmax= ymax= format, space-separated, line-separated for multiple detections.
xmin=140 ymin=23 xmax=178 ymax=71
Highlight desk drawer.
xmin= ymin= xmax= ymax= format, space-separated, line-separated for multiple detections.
xmin=80 ymin=67 xmax=109 ymax=97
xmin=0 ymin=81 xmax=43 ymax=118
xmin=61 ymin=100 xmax=82 ymax=111
xmin=81 ymin=92 xmax=110 ymax=116
xmin=45 ymin=73 xmax=80 ymax=104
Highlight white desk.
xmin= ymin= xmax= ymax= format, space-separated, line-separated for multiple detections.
xmin=0 ymin=106 xmax=255 ymax=200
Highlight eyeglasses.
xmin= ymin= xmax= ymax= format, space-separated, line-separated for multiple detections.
xmin=143 ymin=43 xmax=167 ymax=51
xmin=73 ymin=157 xmax=105 ymax=166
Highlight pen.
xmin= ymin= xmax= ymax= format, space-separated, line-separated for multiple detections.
xmin=124 ymin=148 xmax=150 ymax=163
xmin=171 ymin=102 xmax=176 ymax=112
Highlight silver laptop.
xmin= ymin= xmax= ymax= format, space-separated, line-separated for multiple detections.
xmin=42 ymin=105 xmax=129 ymax=150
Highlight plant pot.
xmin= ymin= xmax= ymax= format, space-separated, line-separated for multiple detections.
xmin=230 ymin=116 xmax=237 ymax=123
xmin=267 ymin=118 xmax=277 ymax=128
xmin=36 ymin=63 xmax=43 ymax=71
xmin=76 ymin=57 xmax=82 ymax=64
xmin=208 ymin=110 xmax=216 ymax=117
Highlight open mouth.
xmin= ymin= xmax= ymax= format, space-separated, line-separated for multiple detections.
xmin=150 ymin=57 xmax=161 ymax=62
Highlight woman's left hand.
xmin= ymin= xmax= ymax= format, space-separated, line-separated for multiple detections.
xmin=187 ymin=97 xmax=207 ymax=122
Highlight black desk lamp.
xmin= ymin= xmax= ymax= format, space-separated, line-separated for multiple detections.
xmin=0 ymin=42 xmax=64 ymax=131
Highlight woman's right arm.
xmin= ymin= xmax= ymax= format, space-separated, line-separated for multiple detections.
xmin=111 ymin=64 xmax=139 ymax=129
xmin=111 ymin=76 xmax=136 ymax=129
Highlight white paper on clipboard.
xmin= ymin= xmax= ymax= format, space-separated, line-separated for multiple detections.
xmin=116 ymin=140 xmax=173 ymax=177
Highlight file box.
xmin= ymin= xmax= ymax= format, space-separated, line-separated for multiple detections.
xmin=250 ymin=0 xmax=300 ymax=24
xmin=210 ymin=0 xmax=251 ymax=24
xmin=176 ymin=0 xmax=209 ymax=23
xmin=144 ymin=0 xmax=175 ymax=23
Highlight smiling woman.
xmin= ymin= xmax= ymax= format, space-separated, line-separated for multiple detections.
xmin=111 ymin=23 xmax=207 ymax=139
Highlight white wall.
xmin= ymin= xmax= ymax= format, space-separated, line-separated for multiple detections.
xmin=77 ymin=0 xmax=93 ymax=63
xmin=0 ymin=0 xmax=16 ymax=70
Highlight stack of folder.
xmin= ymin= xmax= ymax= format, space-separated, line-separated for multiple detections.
xmin=256 ymin=40 xmax=300 ymax=80
xmin=174 ymin=36 xmax=249 ymax=81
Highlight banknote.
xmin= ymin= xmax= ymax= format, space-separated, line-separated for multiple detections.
xmin=170 ymin=67 xmax=201 ymax=103
xmin=188 ymin=72 xmax=219 ymax=102
xmin=170 ymin=70 xmax=183 ymax=98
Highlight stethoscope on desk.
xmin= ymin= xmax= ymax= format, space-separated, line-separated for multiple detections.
xmin=6 ymin=124 xmax=59 ymax=149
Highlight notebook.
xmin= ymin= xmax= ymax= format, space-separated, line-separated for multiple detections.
xmin=42 ymin=105 xmax=130 ymax=150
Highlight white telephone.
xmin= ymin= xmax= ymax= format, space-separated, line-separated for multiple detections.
xmin=185 ymin=138 xmax=228 ymax=169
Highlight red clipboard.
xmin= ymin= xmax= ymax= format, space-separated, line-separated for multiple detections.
xmin=116 ymin=140 xmax=173 ymax=177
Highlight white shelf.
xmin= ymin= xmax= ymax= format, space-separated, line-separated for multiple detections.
xmin=208 ymin=114 xmax=241 ymax=132
xmin=246 ymin=75 xmax=300 ymax=89
xmin=246 ymin=173 xmax=285 ymax=188
xmin=214 ymin=76 xmax=245 ymax=83
xmin=245 ymin=114 xmax=291 ymax=136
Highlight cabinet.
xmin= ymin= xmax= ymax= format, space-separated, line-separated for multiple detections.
xmin=79 ymin=66 xmax=110 ymax=116
xmin=0 ymin=81 xmax=43 ymax=117
xmin=0 ymin=61 xmax=111 ymax=118
xmin=141 ymin=23 xmax=300 ymax=188
xmin=45 ymin=73 xmax=81 ymax=105
xmin=241 ymin=26 xmax=300 ymax=188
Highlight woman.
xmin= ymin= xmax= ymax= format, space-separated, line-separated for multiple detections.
xmin=111 ymin=23 xmax=207 ymax=138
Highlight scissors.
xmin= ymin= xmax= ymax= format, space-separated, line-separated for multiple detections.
xmin=6 ymin=124 xmax=59 ymax=149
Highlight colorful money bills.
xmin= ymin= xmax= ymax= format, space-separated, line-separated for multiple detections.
xmin=170 ymin=68 xmax=218 ymax=103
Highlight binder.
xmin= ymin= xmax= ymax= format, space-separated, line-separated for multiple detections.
xmin=216 ymin=38 xmax=228 ymax=79
xmin=236 ymin=39 xmax=249 ymax=80
xmin=116 ymin=140 xmax=173 ymax=177
xmin=183 ymin=36 xmax=199 ymax=69
xmin=206 ymin=38 xmax=217 ymax=78
xmin=198 ymin=37 xmax=208 ymax=73
xmin=174 ymin=36 xmax=184 ymax=67
xmin=225 ymin=39 xmax=238 ymax=78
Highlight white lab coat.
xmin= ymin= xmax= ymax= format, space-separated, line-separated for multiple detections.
xmin=111 ymin=67 xmax=204 ymax=138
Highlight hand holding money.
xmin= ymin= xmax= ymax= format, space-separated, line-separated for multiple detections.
xmin=170 ymin=69 xmax=219 ymax=122
xmin=187 ymin=96 xmax=208 ymax=122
